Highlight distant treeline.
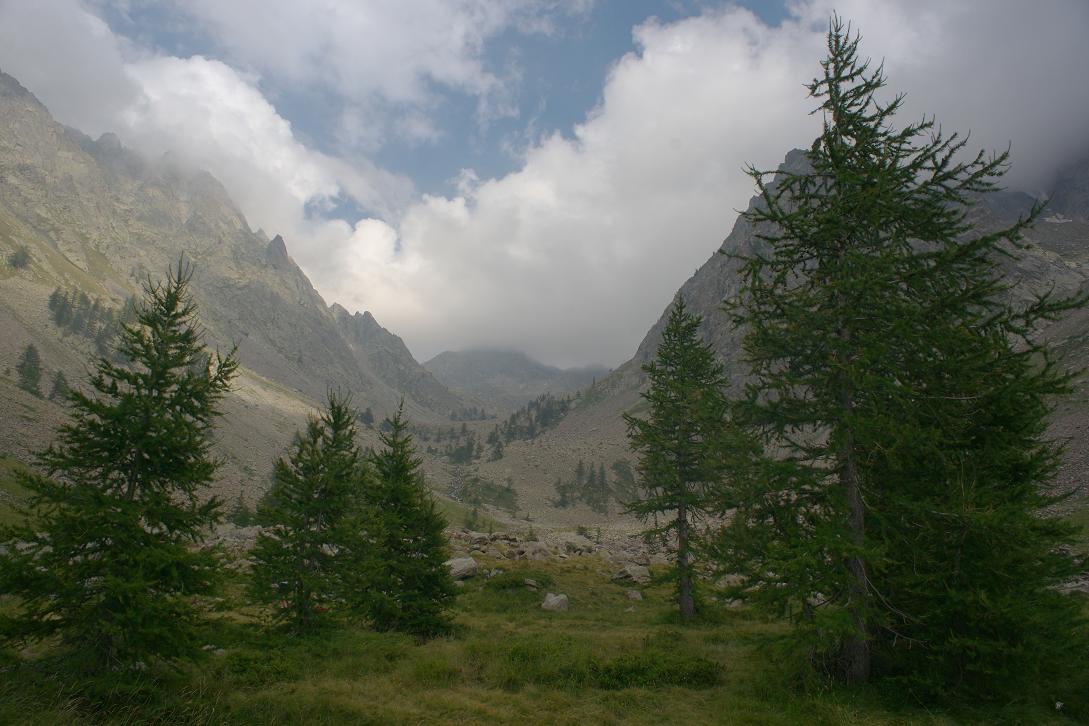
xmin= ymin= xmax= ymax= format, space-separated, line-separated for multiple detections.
xmin=551 ymin=458 xmax=636 ymax=515
xmin=47 ymin=287 xmax=136 ymax=357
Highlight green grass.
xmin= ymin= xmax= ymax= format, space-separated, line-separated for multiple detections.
xmin=1 ymin=555 xmax=1084 ymax=725
xmin=433 ymin=495 xmax=504 ymax=532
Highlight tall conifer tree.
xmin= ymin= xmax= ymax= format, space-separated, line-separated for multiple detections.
xmin=625 ymin=299 xmax=740 ymax=622
xmin=718 ymin=17 xmax=1086 ymax=694
xmin=0 ymin=262 xmax=237 ymax=668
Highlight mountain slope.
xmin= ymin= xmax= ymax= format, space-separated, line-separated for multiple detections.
xmin=0 ymin=70 xmax=468 ymax=498
xmin=478 ymin=149 xmax=1089 ymax=524
xmin=424 ymin=348 xmax=609 ymax=413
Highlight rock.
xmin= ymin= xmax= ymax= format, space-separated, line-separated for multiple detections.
xmin=627 ymin=589 xmax=643 ymax=601
xmin=524 ymin=578 xmax=539 ymax=591
xmin=612 ymin=563 xmax=651 ymax=585
xmin=214 ymin=648 xmax=227 ymax=657
xmin=445 ymin=556 xmax=478 ymax=580
xmin=541 ymin=592 xmax=569 ymax=612
xmin=649 ymin=554 xmax=670 ymax=567
xmin=518 ymin=541 xmax=552 ymax=561
xmin=555 ymin=532 xmax=595 ymax=555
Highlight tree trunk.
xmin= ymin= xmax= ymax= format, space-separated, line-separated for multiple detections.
xmin=677 ymin=500 xmax=695 ymax=622
xmin=839 ymin=385 xmax=870 ymax=684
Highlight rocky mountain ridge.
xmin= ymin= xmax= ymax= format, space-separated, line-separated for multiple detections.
xmin=0 ymin=69 xmax=470 ymax=497
xmin=424 ymin=348 xmax=609 ymax=414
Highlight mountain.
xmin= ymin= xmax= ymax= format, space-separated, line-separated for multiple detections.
xmin=472 ymin=149 xmax=1089 ymax=524
xmin=424 ymin=348 xmax=609 ymax=413
xmin=0 ymin=70 xmax=469 ymax=499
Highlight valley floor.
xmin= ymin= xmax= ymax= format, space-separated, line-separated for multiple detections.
xmin=1 ymin=553 xmax=1084 ymax=725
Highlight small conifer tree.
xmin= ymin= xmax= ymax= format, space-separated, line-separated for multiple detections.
xmin=15 ymin=343 xmax=42 ymax=396
xmin=624 ymin=298 xmax=743 ymax=622
xmin=47 ymin=369 xmax=69 ymax=401
xmin=249 ymin=392 xmax=369 ymax=631
xmin=0 ymin=262 xmax=237 ymax=668
xmin=359 ymin=403 xmax=455 ymax=635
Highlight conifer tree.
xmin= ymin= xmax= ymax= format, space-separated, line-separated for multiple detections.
xmin=15 ymin=343 xmax=42 ymax=396
xmin=360 ymin=403 xmax=455 ymax=635
xmin=248 ymin=392 xmax=368 ymax=631
xmin=718 ymin=17 xmax=1086 ymax=694
xmin=47 ymin=369 xmax=69 ymax=401
xmin=624 ymin=298 xmax=740 ymax=622
xmin=0 ymin=262 xmax=237 ymax=668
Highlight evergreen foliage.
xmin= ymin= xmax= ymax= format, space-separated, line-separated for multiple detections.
xmin=715 ymin=17 xmax=1087 ymax=696
xmin=248 ymin=392 xmax=370 ymax=631
xmin=625 ymin=299 xmax=741 ymax=622
xmin=0 ymin=261 xmax=237 ymax=668
xmin=7 ymin=244 xmax=29 ymax=269
xmin=550 ymin=459 xmax=612 ymax=514
xmin=15 ymin=343 xmax=42 ymax=396
xmin=47 ymin=287 xmax=136 ymax=357
xmin=47 ymin=369 xmax=69 ymax=401
xmin=361 ymin=403 xmax=456 ymax=635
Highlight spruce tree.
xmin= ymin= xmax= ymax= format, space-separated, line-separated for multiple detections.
xmin=624 ymin=298 xmax=740 ymax=622
xmin=0 ymin=262 xmax=237 ymax=668
xmin=360 ymin=403 xmax=455 ymax=635
xmin=15 ymin=343 xmax=42 ymax=396
xmin=718 ymin=17 xmax=1086 ymax=694
xmin=248 ymin=392 xmax=368 ymax=631
xmin=47 ymin=369 xmax=69 ymax=401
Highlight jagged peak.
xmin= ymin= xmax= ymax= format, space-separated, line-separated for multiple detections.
xmin=265 ymin=234 xmax=291 ymax=266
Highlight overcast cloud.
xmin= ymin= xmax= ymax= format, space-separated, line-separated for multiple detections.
xmin=1 ymin=0 xmax=1087 ymax=367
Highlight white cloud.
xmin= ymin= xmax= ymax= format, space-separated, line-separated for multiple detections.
xmin=159 ymin=0 xmax=594 ymax=149
xmin=1 ymin=0 xmax=1088 ymax=369
xmin=334 ymin=0 xmax=1089 ymax=366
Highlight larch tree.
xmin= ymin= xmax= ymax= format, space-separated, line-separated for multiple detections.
xmin=0 ymin=261 xmax=237 ymax=669
xmin=15 ymin=343 xmax=42 ymax=396
xmin=624 ymin=298 xmax=742 ymax=622
xmin=358 ymin=403 xmax=455 ymax=636
xmin=248 ymin=391 xmax=370 ymax=631
xmin=717 ymin=16 xmax=1086 ymax=696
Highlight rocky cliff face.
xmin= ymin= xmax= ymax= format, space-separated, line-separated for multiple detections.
xmin=0 ymin=70 xmax=467 ymax=495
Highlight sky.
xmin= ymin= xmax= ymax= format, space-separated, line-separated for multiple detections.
xmin=0 ymin=1 xmax=1087 ymax=368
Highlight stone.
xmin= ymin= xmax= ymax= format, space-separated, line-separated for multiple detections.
xmin=445 ymin=556 xmax=478 ymax=580
xmin=541 ymin=592 xmax=569 ymax=612
xmin=612 ymin=563 xmax=651 ymax=585
xmin=555 ymin=532 xmax=595 ymax=555
xmin=627 ymin=589 xmax=643 ymax=601
xmin=524 ymin=578 xmax=539 ymax=591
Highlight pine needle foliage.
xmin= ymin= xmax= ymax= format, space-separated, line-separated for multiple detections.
xmin=715 ymin=16 xmax=1087 ymax=697
xmin=359 ymin=403 xmax=455 ymax=636
xmin=248 ymin=391 xmax=370 ymax=631
xmin=624 ymin=299 xmax=744 ymax=622
xmin=0 ymin=261 xmax=237 ymax=669
xmin=15 ymin=343 xmax=42 ymax=396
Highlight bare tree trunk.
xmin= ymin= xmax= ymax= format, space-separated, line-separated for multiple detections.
xmin=677 ymin=500 xmax=695 ymax=622
xmin=839 ymin=384 xmax=870 ymax=684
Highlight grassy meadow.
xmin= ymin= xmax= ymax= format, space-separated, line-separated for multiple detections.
xmin=2 ymin=549 xmax=1085 ymax=725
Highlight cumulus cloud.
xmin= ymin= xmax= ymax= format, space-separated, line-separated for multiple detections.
xmin=1 ymin=0 xmax=1088 ymax=368
xmin=156 ymin=0 xmax=594 ymax=149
